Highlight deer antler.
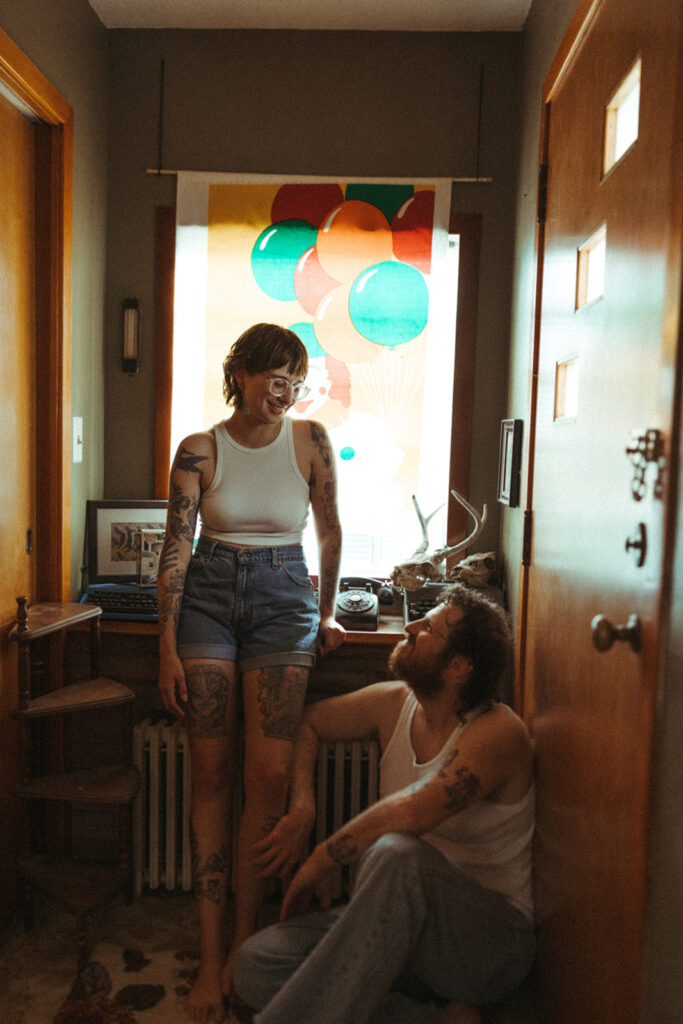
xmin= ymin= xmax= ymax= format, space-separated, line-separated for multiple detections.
xmin=409 ymin=494 xmax=445 ymax=557
xmin=431 ymin=490 xmax=488 ymax=563
xmin=390 ymin=489 xmax=487 ymax=591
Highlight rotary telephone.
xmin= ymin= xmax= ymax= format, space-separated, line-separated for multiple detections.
xmin=334 ymin=577 xmax=382 ymax=630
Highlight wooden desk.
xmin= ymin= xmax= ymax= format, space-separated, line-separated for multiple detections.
xmin=70 ymin=613 xmax=406 ymax=708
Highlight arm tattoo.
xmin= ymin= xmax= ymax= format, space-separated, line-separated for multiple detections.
xmin=326 ymin=833 xmax=358 ymax=865
xmin=190 ymin=830 xmax=229 ymax=903
xmin=438 ymin=748 xmax=481 ymax=812
xmin=309 ymin=422 xmax=332 ymax=470
xmin=185 ymin=664 xmax=230 ymax=738
xmin=175 ymin=445 xmax=208 ymax=475
xmin=168 ymin=481 xmax=199 ymax=543
xmin=256 ymin=666 xmax=308 ymax=741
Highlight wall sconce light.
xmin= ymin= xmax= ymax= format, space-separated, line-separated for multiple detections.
xmin=122 ymin=298 xmax=141 ymax=375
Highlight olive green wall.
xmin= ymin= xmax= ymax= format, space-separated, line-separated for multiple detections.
xmin=103 ymin=28 xmax=523 ymax=563
xmin=0 ymin=0 xmax=108 ymax=599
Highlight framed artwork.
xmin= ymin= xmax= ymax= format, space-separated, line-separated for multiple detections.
xmin=497 ymin=419 xmax=523 ymax=507
xmin=86 ymin=500 xmax=167 ymax=583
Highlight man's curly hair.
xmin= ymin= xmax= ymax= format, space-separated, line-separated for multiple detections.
xmin=438 ymin=583 xmax=511 ymax=712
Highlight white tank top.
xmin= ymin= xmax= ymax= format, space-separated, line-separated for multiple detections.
xmin=199 ymin=418 xmax=310 ymax=547
xmin=380 ymin=692 xmax=535 ymax=921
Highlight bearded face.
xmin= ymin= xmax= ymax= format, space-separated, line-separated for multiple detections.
xmin=388 ymin=634 xmax=449 ymax=699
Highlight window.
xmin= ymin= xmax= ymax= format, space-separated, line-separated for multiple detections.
xmin=603 ymin=58 xmax=641 ymax=175
xmin=154 ymin=187 xmax=479 ymax=580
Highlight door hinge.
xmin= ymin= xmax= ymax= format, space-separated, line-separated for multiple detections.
xmin=537 ymin=163 xmax=548 ymax=226
xmin=522 ymin=509 xmax=533 ymax=567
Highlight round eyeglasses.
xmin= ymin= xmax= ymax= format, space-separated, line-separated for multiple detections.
xmin=263 ymin=375 xmax=311 ymax=402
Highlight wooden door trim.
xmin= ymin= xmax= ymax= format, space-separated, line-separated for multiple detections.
xmin=514 ymin=0 xmax=605 ymax=716
xmin=0 ymin=28 xmax=73 ymax=601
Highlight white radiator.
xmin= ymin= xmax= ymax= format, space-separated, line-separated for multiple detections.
xmin=133 ymin=719 xmax=193 ymax=896
xmin=133 ymin=719 xmax=380 ymax=897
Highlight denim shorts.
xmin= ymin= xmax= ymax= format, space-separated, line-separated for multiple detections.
xmin=176 ymin=538 xmax=320 ymax=671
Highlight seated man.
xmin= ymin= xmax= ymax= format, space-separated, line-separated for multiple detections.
xmin=232 ymin=584 xmax=535 ymax=1024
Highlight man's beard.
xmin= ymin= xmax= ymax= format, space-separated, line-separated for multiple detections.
xmin=389 ymin=639 xmax=447 ymax=699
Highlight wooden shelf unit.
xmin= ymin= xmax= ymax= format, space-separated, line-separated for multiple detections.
xmin=9 ymin=597 xmax=139 ymax=969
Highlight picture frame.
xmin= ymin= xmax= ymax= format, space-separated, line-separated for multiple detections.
xmin=497 ymin=419 xmax=523 ymax=507
xmin=86 ymin=499 xmax=167 ymax=584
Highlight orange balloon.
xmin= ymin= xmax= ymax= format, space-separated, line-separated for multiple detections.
xmin=313 ymin=284 xmax=382 ymax=364
xmin=316 ymin=201 xmax=393 ymax=283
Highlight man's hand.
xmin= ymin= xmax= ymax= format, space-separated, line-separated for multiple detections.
xmin=252 ymin=806 xmax=316 ymax=879
xmin=280 ymin=847 xmax=339 ymax=921
xmin=317 ymin=615 xmax=346 ymax=657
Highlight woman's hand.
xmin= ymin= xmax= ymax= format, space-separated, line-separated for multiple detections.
xmin=252 ymin=805 xmax=316 ymax=879
xmin=280 ymin=847 xmax=338 ymax=921
xmin=317 ymin=615 xmax=346 ymax=657
xmin=158 ymin=650 xmax=188 ymax=721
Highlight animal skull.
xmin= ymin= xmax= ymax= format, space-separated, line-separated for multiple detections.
xmin=390 ymin=490 xmax=488 ymax=592
xmin=449 ymin=551 xmax=500 ymax=588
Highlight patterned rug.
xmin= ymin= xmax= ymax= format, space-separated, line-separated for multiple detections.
xmin=52 ymin=943 xmax=250 ymax=1024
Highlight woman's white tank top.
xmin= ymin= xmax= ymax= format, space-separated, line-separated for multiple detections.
xmin=199 ymin=418 xmax=310 ymax=547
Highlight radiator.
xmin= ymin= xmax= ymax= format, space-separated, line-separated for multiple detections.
xmin=133 ymin=719 xmax=193 ymax=896
xmin=133 ymin=719 xmax=380 ymax=896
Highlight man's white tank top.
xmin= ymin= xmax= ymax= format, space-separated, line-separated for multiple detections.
xmin=380 ymin=691 xmax=535 ymax=921
xmin=199 ymin=418 xmax=310 ymax=547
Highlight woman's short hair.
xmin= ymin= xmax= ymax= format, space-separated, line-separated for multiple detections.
xmin=222 ymin=323 xmax=309 ymax=409
xmin=438 ymin=583 xmax=511 ymax=712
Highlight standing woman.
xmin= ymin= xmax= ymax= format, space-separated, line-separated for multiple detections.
xmin=157 ymin=323 xmax=345 ymax=1023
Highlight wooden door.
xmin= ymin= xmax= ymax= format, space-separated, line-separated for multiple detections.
xmin=521 ymin=0 xmax=682 ymax=1021
xmin=0 ymin=90 xmax=37 ymax=906
xmin=0 ymin=30 xmax=73 ymax=921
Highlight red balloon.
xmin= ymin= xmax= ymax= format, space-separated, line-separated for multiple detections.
xmin=271 ymin=184 xmax=345 ymax=228
xmin=391 ymin=190 xmax=435 ymax=274
xmin=294 ymin=246 xmax=341 ymax=315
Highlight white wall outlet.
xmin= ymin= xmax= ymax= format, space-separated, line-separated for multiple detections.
xmin=73 ymin=416 xmax=83 ymax=463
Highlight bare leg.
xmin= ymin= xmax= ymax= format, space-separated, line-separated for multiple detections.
xmin=221 ymin=664 xmax=309 ymax=997
xmin=184 ymin=659 xmax=239 ymax=1024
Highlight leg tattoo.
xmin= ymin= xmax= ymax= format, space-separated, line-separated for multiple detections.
xmin=185 ymin=664 xmax=231 ymax=738
xmin=256 ymin=666 xmax=308 ymax=741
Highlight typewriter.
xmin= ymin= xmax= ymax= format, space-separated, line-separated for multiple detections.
xmin=80 ymin=583 xmax=158 ymax=620
xmin=402 ymin=582 xmax=445 ymax=625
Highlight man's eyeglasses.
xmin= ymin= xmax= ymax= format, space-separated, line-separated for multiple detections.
xmin=263 ymin=375 xmax=311 ymax=402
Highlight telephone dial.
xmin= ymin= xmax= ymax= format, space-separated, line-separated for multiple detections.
xmin=334 ymin=577 xmax=383 ymax=631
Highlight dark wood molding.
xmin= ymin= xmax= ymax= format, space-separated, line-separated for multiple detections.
xmin=154 ymin=206 xmax=176 ymax=499
xmin=447 ymin=212 xmax=481 ymax=546
xmin=0 ymin=28 xmax=73 ymax=602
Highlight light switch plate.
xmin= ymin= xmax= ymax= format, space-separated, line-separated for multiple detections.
xmin=73 ymin=416 xmax=83 ymax=463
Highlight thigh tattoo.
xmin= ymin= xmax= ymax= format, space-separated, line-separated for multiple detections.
xmin=256 ymin=666 xmax=308 ymax=741
xmin=185 ymin=664 xmax=231 ymax=738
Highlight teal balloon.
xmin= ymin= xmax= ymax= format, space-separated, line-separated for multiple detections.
xmin=345 ymin=184 xmax=414 ymax=224
xmin=251 ymin=219 xmax=318 ymax=301
xmin=288 ymin=321 xmax=326 ymax=358
xmin=340 ymin=446 xmax=355 ymax=461
xmin=349 ymin=262 xmax=429 ymax=347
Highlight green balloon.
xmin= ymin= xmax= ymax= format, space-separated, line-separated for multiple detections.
xmin=251 ymin=219 xmax=318 ymax=301
xmin=289 ymin=321 xmax=325 ymax=358
xmin=349 ymin=261 xmax=429 ymax=347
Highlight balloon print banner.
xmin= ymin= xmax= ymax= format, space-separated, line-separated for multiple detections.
xmin=172 ymin=173 xmax=456 ymax=575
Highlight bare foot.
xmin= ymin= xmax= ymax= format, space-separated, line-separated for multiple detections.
xmin=431 ymin=1003 xmax=486 ymax=1024
xmin=186 ymin=958 xmax=227 ymax=1023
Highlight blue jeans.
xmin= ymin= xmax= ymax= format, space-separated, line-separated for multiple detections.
xmin=233 ymin=833 xmax=536 ymax=1024
xmin=176 ymin=539 xmax=319 ymax=671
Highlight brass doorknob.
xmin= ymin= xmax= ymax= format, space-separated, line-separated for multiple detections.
xmin=591 ymin=614 xmax=641 ymax=653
